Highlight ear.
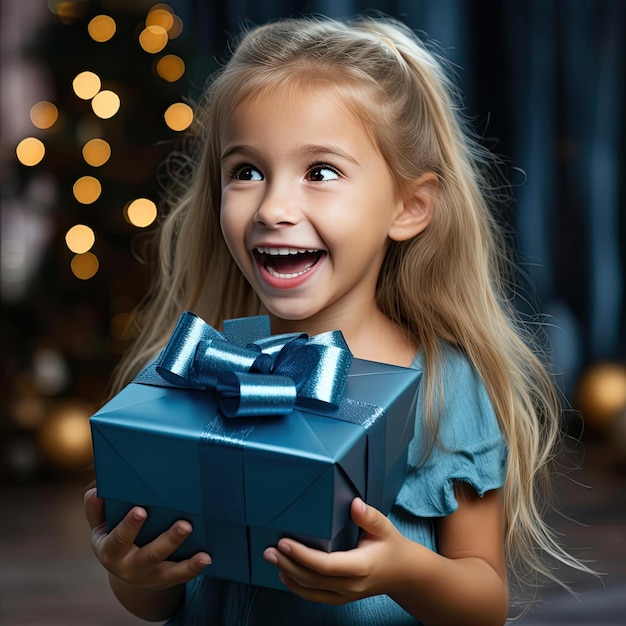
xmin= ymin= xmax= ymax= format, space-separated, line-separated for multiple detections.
xmin=388 ymin=172 xmax=437 ymax=242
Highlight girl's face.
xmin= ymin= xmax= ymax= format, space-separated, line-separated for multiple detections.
xmin=219 ymin=85 xmax=404 ymax=331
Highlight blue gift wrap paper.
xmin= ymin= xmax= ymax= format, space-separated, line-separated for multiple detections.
xmin=90 ymin=313 xmax=421 ymax=590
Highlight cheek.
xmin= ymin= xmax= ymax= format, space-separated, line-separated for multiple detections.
xmin=220 ymin=208 xmax=253 ymax=274
xmin=219 ymin=200 xmax=239 ymax=242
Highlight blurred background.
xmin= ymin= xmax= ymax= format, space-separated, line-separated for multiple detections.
xmin=0 ymin=0 xmax=624 ymax=624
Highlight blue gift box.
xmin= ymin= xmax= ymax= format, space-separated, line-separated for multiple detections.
xmin=90 ymin=314 xmax=420 ymax=590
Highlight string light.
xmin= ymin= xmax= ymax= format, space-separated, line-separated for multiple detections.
xmin=91 ymin=90 xmax=120 ymax=119
xmin=146 ymin=7 xmax=174 ymax=31
xmin=164 ymin=102 xmax=193 ymax=131
xmin=16 ymin=137 xmax=45 ymax=166
xmin=146 ymin=4 xmax=182 ymax=39
xmin=125 ymin=198 xmax=157 ymax=227
xmin=88 ymin=14 xmax=116 ymax=42
xmin=156 ymin=54 xmax=185 ymax=82
xmin=167 ymin=15 xmax=183 ymax=39
xmin=82 ymin=138 xmax=111 ymax=167
xmin=139 ymin=25 xmax=168 ymax=54
xmin=70 ymin=252 xmax=99 ymax=280
xmin=72 ymin=176 xmax=102 ymax=204
xmin=72 ymin=71 xmax=101 ymax=100
xmin=30 ymin=101 xmax=59 ymax=129
xmin=65 ymin=224 xmax=95 ymax=253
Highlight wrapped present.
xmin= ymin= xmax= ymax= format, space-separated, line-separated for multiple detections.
xmin=90 ymin=313 xmax=421 ymax=590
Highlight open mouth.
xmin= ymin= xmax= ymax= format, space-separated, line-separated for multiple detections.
xmin=253 ymin=247 xmax=325 ymax=279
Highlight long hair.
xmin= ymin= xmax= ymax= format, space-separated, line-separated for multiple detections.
xmin=112 ymin=15 xmax=591 ymax=609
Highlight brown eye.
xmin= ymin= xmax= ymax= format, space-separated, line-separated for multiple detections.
xmin=307 ymin=164 xmax=340 ymax=181
xmin=234 ymin=165 xmax=263 ymax=181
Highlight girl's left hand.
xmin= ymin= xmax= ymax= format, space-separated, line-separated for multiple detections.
xmin=262 ymin=497 xmax=410 ymax=605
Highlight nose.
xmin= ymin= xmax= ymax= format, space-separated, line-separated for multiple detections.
xmin=253 ymin=183 xmax=301 ymax=228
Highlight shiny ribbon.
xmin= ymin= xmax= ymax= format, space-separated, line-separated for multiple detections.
xmin=154 ymin=312 xmax=353 ymax=418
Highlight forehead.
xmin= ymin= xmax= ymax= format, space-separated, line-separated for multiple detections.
xmin=220 ymin=80 xmax=380 ymax=152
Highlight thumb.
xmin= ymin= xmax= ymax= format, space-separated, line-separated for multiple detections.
xmin=84 ymin=486 xmax=105 ymax=529
xmin=350 ymin=497 xmax=390 ymax=538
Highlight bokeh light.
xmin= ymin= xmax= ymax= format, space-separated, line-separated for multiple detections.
xmin=146 ymin=4 xmax=182 ymax=38
xmin=156 ymin=54 xmax=185 ymax=82
xmin=71 ymin=252 xmax=99 ymax=280
xmin=72 ymin=176 xmax=102 ymax=204
xmin=88 ymin=14 xmax=116 ymax=42
xmin=146 ymin=7 xmax=174 ymax=31
xmin=91 ymin=90 xmax=120 ymax=119
xmin=37 ymin=402 xmax=93 ymax=470
xmin=82 ymin=138 xmax=111 ymax=167
xmin=164 ymin=102 xmax=193 ymax=131
xmin=72 ymin=71 xmax=101 ymax=100
xmin=33 ymin=349 xmax=70 ymax=396
xmin=168 ymin=15 xmax=183 ymax=39
xmin=47 ymin=0 xmax=89 ymax=24
xmin=125 ymin=198 xmax=158 ymax=227
xmin=16 ymin=137 xmax=45 ymax=166
xmin=65 ymin=224 xmax=95 ymax=253
xmin=30 ymin=101 xmax=59 ymax=129
xmin=139 ymin=25 xmax=168 ymax=54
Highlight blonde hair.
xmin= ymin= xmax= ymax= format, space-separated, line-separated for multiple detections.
xmin=113 ymin=15 xmax=591 ymax=611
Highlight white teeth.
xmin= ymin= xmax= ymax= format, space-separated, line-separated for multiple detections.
xmin=255 ymin=247 xmax=319 ymax=256
xmin=265 ymin=265 xmax=314 ymax=279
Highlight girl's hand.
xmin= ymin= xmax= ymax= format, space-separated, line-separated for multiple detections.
xmin=84 ymin=486 xmax=211 ymax=590
xmin=262 ymin=497 xmax=410 ymax=605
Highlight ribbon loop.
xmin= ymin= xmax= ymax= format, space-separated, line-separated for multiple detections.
xmin=217 ymin=372 xmax=297 ymax=418
xmin=155 ymin=311 xmax=353 ymax=418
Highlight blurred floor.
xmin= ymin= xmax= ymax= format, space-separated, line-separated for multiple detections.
xmin=0 ymin=439 xmax=623 ymax=625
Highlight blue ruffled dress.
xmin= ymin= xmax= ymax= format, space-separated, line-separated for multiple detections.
xmin=167 ymin=345 xmax=508 ymax=625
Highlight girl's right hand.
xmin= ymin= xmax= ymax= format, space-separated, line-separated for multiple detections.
xmin=84 ymin=486 xmax=212 ymax=590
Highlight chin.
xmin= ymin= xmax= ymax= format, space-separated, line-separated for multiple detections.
xmin=262 ymin=303 xmax=319 ymax=325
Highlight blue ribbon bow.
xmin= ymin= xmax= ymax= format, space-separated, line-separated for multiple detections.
xmin=154 ymin=312 xmax=353 ymax=418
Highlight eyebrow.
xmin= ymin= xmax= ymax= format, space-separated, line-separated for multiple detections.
xmin=220 ymin=143 xmax=360 ymax=165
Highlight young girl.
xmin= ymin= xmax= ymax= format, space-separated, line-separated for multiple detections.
xmin=84 ymin=15 xmax=589 ymax=625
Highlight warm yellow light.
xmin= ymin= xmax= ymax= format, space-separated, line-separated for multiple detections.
xmin=126 ymin=198 xmax=158 ymax=227
xmin=16 ymin=137 xmax=45 ymax=166
xmin=65 ymin=224 xmax=95 ymax=253
xmin=30 ymin=101 xmax=59 ymax=129
xmin=146 ymin=7 xmax=174 ymax=31
xmin=47 ymin=1 xmax=88 ymax=24
xmin=37 ymin=401 xmax=94 ymax=469
xmin=164 ymin=102 xmax=193 ymax=131
xmin=71 ymin=252 xmax=99 ymax=280
xmin=88 ymin=14 xmax=116 ymax=42
xmin=72 ymin=71 xmax=101 ymax=100
xmin=72 ymin=176 xmax=102 ymax=204
xmin=91 ymin=90 xmax=120 ymax=119
xmin=82 ymin=138 xmax=111 ymax=167
xmin=168 ymin=15 xmax=183 ymax=39
xmin=139 ymin=25 xmax=168 ymax=54
xmin=156 ymin=54 xmax=185 ymax=82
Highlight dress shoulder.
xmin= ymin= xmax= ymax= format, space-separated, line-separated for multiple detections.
xmin=395 ymin=344 xmax=508 ymax=518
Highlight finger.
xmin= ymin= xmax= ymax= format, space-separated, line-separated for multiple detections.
xmin=100 ymin=506 xmax=148 ymax=561
xmin=134 ymin=519 xmax=196 ymax=569
xmin=153 ymin=551 xmax=213 ymax=588
xmin=278 ymin=572 xmax=345 ymax=605
xmin=350 ymin=498 xmax=390 ymax=538
xmin=83 ymin=487 xmax=105 ymax=529
xmin=274 ymin=540 xmax=361 ymax=578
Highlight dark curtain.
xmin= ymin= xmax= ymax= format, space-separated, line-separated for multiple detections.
xmin=180 ymin=0 xmax=624 ymax=395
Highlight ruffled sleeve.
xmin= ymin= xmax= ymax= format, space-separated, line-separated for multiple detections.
xmin=395 ymin=344 xmax=508 ymax=518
